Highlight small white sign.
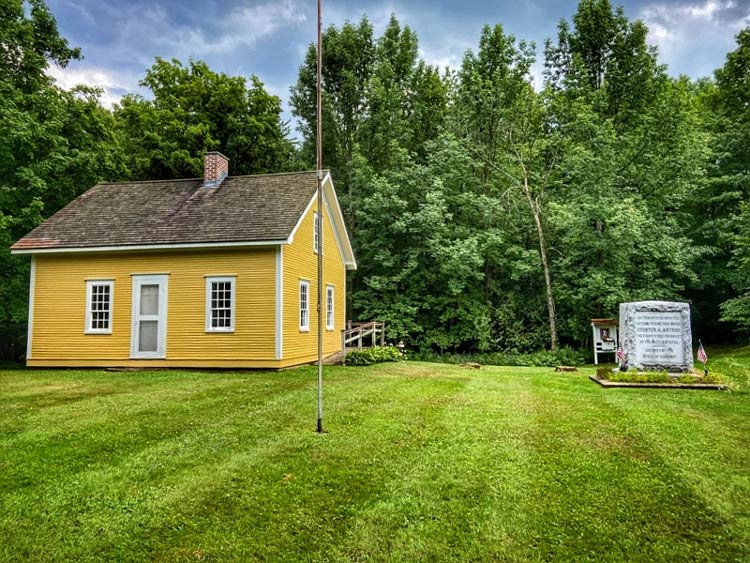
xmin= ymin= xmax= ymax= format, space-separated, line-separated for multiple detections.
xmin=592 ymin=320 xmax=618 ymax=365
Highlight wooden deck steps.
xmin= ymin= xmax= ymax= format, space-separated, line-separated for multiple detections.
xmin=344 ymin=321 xmax=386 ymax=349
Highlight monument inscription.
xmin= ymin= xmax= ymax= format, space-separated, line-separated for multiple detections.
xmin=619 ymin=301 xmax=693 ymax=373
xmin=633 ymin=311 xmax=685 ymax=366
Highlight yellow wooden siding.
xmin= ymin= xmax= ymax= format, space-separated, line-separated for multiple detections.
xmin=282 ymin=196 xmax=346 ymax=365
xmin=31 ymin=248 xmax=276 ymax=365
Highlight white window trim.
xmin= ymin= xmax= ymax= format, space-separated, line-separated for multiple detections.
xmin=299 ymin=279 xmax=310 ymax=332
xmin=205 ymin=276 xmax=236 ymax=333
xmin=85 ymin=279 xmax=114 ymax=334
xmin=326 ymin=285 xmax=335 ymax=331
xmin=26 ymin=256 xmax=35 ymax=359
xmin=313 ymin=211 xmax=320 ymax=254
xmin=275 ymin=247 xmax=283 ymax=360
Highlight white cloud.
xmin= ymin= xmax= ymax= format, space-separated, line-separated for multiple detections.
xmin=46 ymin=64 xmax=139 ymax=108
xmin=153 ymin=0 xmax=307 ymax=56
xmin=324 ymin=1 xmax=400 ymax=33
xmin=323 ymin=1 xmax=474 ymax=74
xmin=45 ymin=0 xmax=310 ymax=106
xmin=640 ymin=0 xmax=750 ymax=78
xmin=230 ymin=0 xmax=308 ymax=42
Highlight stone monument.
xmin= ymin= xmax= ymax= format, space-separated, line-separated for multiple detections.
xmin=619 ymin=301 xmax=693 ymax=373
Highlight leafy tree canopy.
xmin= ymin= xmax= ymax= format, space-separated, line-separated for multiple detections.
xmin=115 ymin=58 xmax=296 ymax=180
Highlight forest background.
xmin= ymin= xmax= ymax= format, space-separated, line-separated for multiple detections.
xmin=2 ymin=0 xmax=749 ymax=358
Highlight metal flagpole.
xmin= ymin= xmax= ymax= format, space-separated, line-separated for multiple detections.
xmin=316 ymin=0 xmax=324 ymax=434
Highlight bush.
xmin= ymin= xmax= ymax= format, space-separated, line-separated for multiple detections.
xmin=677 ymin=372 xmax=723 ymax=384
xmin=603 ymin=370 xmax=671 ymax=383
xmin=410 ymin=346 xmax=586 ymax=367
xmin=599 ymin=369 xmax=724 ymax=385
xmin=701 ymin=371 xmax=722 ymax=384
xmin=345 ymin=346 xmax=404 ymax=366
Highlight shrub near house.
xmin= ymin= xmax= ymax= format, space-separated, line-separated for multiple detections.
xmin=346 ymin=346 xmax=404 ymax=366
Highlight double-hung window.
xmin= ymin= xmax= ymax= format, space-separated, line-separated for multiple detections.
xmin=326 ymin=285 xmax=334 ymax=330
xmin=206 ymin=276 xmax=235 ymax=332
xmin=85 ymin=280 xmax=114 ymax=334
xmin=299 ymin=280 xmax=310 ymax=331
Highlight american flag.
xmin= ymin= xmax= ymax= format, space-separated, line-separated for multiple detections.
xmin=616 ymin=347 xmax=626 ymax=363
xmin=697 ymin=341 xmax=708 ymax=364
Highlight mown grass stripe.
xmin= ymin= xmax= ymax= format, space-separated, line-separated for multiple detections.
xmin=0 ymin=355 xmax=748 ymax=562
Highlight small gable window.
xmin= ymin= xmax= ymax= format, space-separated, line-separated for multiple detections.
xmin=326 ymin=285 xmax=334 ymax=330
xmin=300 ymin=280 xmax=310 ymax=331
xmin=313 ymin=211 xmax=320 ymax=254
xmin=86 ymin=280 xmax=114 ymax=334
xmin=206 ymin=276 xmax=235 ymax=332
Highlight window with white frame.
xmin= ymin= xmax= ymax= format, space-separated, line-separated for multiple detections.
xmin=299 ymin=280 xmax=310 ymax=331
xmin=313 ymin=211 xmax=320 ymax=254
xmin=206 ymin=276 xmax=235 ymax=332
xmin=85 ymin=280 xmax=113 ymax=333
xmin=326 ymin=285 xmax=334 ymax=330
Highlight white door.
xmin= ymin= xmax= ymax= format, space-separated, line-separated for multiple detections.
xmin=131 ymin=275 xmax=168 ymax=359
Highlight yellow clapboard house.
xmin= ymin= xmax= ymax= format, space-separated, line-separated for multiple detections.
xmin=11 ymin=152 xmax=356 ymax=369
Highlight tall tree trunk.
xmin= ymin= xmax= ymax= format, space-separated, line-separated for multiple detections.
xmin=520 ymin=163 xmax=559 ymax=351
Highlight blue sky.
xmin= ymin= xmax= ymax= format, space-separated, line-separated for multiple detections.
xmin=46 ymin=0 xmax=750 ymax=125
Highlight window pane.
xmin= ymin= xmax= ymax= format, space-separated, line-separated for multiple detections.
xmin=89 ymin=283 xmax=112 ymax=331
xmin=138 ymin=321 xmax=158 ymax=352
xmin=208 ymin=280 xmax=233 ymax=329
xmin=327 ymin=288 xmax=333 ymax=327
xmin=313 ymin=212 xmax=319 ymax=252
xmin=300 ymin=283 xmax=309 ymax=328
xmin=140 ymin=284 xmax=159 ymax=315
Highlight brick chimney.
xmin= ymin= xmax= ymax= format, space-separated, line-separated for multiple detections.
xmin=203 ymin=151 xmax=229 ymax=187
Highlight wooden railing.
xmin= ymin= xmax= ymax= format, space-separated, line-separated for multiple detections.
xmin=344 ymin=321 xmax=386 ymax=349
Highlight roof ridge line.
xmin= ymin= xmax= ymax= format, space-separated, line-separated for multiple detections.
xmin=227 ymin=169 xmax=327 ymax=179
xmin=97 ymin=177 xmax=202 ymax=186
xmin=96 ymin=169 xmax=328 ymax=186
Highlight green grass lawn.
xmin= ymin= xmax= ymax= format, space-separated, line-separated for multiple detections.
xmin=1 ymin=349 xmax=749 ymax=562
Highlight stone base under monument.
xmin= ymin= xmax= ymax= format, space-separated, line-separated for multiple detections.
xmin=615 ymin=368 xmax=696 ymax=376
xmin=589 ymin=374 xmax=725 ymax=390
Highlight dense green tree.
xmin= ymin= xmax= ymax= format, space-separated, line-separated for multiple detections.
xmin=353 ymin=137 xmax=502 ymax=350
xmin=289 ymin=2 xmax=717 ymax=353
xmin=545 ymin=0 xmax=664 ymax=125
xmin=548 ymin=79 xmax=707 ymax=340
xmin=453 ymin=24 xmax=561 ymax=349
xmin=291 ymin=15 xmax=448 ymax=213
xmin=115 ymin=58 xmax=294 ymax=180
xmin=541 ymin=1 xmax=708 ymax=345
xmin=290 ymin=17 xmax=375 ymax=200
xmin=291 ymin=15 xmax=449 ymax=321
xmin=714 ymin=29 xmax=750 ymax=335
xmin=0 ymin=0 xmax=80 ymax=92
xmin=358 ymin=15 xmax=419 ymax=173
xmin=0 ymin=0 xmax=124 ymax=358
xmin=405 ymin=62 xmax=450 ymax=161
xmin=720 ymin=203 xmax=750 ymax=333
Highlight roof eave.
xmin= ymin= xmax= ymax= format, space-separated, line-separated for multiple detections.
xmin=10 ymin=239 xmax=289 ymax=255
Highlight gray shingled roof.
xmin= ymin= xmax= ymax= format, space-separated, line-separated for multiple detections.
xmin=12 ymin=171 xmax=321 ymax=251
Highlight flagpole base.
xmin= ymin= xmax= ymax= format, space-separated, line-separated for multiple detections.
xmin=317 ymin=418 xmax=324 ymax=434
